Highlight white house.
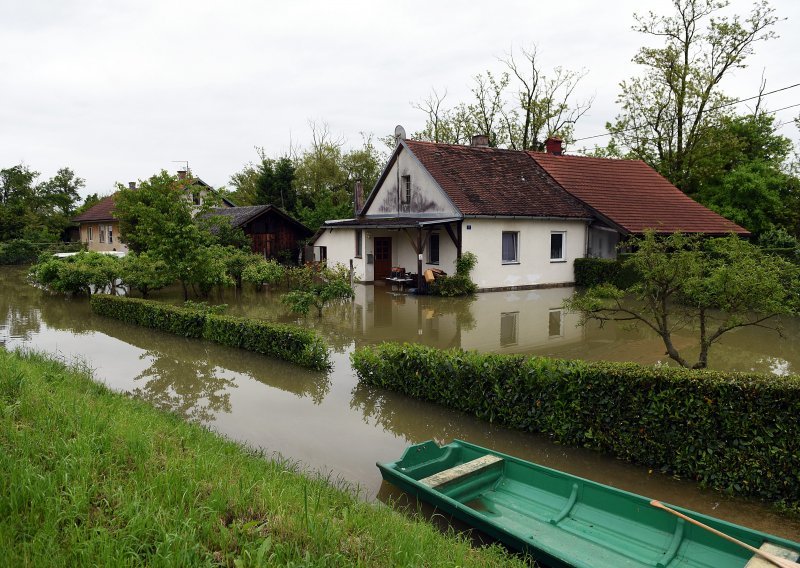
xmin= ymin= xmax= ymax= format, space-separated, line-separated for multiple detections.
xmin=311 ymin=132 xmax=748 ymax=292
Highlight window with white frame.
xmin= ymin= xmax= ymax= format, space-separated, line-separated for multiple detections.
xmin=428 ymin=233 xmax=439 ymax=264
xmin=502 ymin=231 xmax=519 ymax=264
xmin=355 ymin=229 xmax=363 ymax=258
xmin=108 ymin=225 xmax=113 ymax=243
xmin=87 ymin=226 xmax=93 ymax=241
xmin=548 ymin=308 xmax=564 ymax=337
xmin=99 ymin=225 xmax=106 ymax=243
xmin=401 ymin=175 xmax=411 ymax=204
xmin=550 ymin=231 xmax=566 ymax=262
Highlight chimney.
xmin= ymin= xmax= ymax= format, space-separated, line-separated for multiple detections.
xmin=471 ymin=134 xmax=490 ymax=147
xmin=128 ymin=181 xmax=136 ymax=190
xmin=545 ymin=137 xmax=563 ymax=156
xmin=354 ymin=179 xmax=364 ymax=216
xmin=177 ymin=170 xmax=187 ymax=180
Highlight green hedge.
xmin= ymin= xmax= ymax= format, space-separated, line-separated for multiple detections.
xmin=351 ymin=342 xmax=800 ymax=510
xmin=204 ymin=314 xmax=328 ymax=370
xmin=574 ymin=257 xmax=640 ymax=288
xmin=90 ymin=296 xmax=329 ymax=369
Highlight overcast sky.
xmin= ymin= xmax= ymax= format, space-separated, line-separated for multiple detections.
xmin=1 ymin=0 xmax=798 ymax=198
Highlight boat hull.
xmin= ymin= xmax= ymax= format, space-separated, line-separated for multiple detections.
xmin=377 ymin=440 xmax=800 ymax=568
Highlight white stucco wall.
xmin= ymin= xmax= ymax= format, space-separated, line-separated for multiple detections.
xmin=462 ymin=218 xmax=587 ymax=289
xmin=363 ymin=145 xmax=459 ymax=218
xmin=313 ymin=228 xmax=366 ymax=280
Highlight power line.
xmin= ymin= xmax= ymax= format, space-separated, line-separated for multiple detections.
xmin=573 ymin=82 xmax=800 ymax=143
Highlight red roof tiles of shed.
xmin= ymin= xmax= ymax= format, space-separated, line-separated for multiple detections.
xmin=72 ymin=194 xmax=117 ymax=223
xmin=528 ymin=152 xmax=749 ymax=235
xmin=403 ymin=140 xmax=592 ymax=219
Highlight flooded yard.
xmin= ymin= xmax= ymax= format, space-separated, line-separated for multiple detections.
xmin=2 ymin=266 xmax=798 ymax=540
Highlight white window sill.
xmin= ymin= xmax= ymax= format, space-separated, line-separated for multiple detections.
xmin=502 ymin=261 xmax=520 ymax=265
xmin=550 ymin=259 xmax=567 ymax=263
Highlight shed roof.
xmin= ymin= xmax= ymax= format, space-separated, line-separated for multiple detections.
xmin=207 ymin=205 xmax=312 ymax=235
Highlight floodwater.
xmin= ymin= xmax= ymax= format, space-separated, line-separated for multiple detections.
xmin=1 ymin=266 xmax=798 ymax=540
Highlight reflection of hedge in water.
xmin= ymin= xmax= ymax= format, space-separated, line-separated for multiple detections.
xmin=352 ymin=342 xmax=800 ymax=511
xmin=90 ymin=295 xmax=329 ymax=370
xmin=89 ymin=310 xmax=331 ymax=406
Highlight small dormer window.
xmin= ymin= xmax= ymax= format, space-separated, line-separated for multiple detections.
xmin=192 ymin=192 xmax=202 ymax=206
xmin=401 ymin=175 xmax=411 ymax=204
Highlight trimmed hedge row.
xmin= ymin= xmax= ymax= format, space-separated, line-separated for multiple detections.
xmin=351 ymin=342 xmax=800 ymax=510
xmin=90 ymin=295 xmax=329 ymax=370
xmin=574 ymin=257 xmax=639 ymax=288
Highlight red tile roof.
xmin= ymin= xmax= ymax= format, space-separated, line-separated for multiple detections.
xmin=72 ymin=194 xmax=117 ymax=223
xmin=403 ymin=140 xmax=592 ymax=219
xmin=528 ymin=152 xmax=749 ymax=235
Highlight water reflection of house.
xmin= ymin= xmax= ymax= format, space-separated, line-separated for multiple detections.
xmin=312 ymin=132 xmax=748 ymax=292
xmin=348 ymin=285 xmax=582 ymax=353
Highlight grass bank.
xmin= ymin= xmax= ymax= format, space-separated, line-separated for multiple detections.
xmin=0 ymin=349 xmax=524 ymax=567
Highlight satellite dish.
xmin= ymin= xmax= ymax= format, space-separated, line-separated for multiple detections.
xmin=394 ymin=124 xmax=406 ymax=142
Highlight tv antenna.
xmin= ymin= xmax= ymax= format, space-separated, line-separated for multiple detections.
xmin=171 ymin=160 xmax=189 ymax=173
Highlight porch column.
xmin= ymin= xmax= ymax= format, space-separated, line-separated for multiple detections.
xmin=417 ymin=228 xmax=424 ymax=290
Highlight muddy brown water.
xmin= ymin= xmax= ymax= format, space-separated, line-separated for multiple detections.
xmin=1 ymin=266 xmax=798 ymax=540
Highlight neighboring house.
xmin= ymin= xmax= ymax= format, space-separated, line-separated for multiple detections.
xmin=311 ymin=133 xmax=748 ymax=292
xmin=72 ymin=170 xmax=234 ymax=253
xmin=206 ymin=205 xmax=313 ymax=260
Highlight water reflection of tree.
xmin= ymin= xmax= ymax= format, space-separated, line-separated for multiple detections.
xmin=350 ymin=383 xmax=474 ymax=444
xmin=131 ymin=351 xmax=235 ymax=423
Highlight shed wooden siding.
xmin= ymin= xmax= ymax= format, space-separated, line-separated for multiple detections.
xmin=243 ymin=210 xmax=310 ymax=259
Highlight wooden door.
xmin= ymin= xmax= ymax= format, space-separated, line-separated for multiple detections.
xmin=373 ymin=237 xmax=392 ymax=280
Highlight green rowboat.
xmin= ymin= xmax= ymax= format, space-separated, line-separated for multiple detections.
xmin=377 ymin=440 xmax=800 ymax=568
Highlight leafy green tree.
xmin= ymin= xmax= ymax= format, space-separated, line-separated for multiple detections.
xmin=113 ymin=171 xmax=220 ymax=300
xmin=38 ymin=167 xmax=84 ymax=216
xmin=566 ymin=232 xmax=800 ymax=369
xmin=242 ymin=258 xmax=286 ymax=291
xmin=692 ymin=113 xmax=799 ymax=236
xmin=120 ymin=252 xmax=173 ymax=298
xmin=221 ymin=247 xmax=262 ymax=290
xmin=607 ymin=0 xmax=779 ymax=192
xmin=281 ymin=264 xmax=354 ymax=317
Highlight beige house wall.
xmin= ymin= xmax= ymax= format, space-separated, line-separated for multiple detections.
xmin=79 ymin=221 xmax=128 ymax=253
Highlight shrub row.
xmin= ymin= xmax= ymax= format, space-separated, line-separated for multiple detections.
xmin=90 ymin=295 xmax=329 ymax=370
xmin=574 ymin=257 xmax=640 ymax=288
xmin=0 ymin=239 xmax=84 ymax=265
xmin=351 ymin=342 xmax=800 ymax=510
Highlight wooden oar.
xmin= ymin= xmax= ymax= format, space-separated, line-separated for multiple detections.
xmin=650 ymin=500 xmax=799 ymax=568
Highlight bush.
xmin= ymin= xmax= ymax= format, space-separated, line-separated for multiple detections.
xmin=351 ymin=342 xmax=800 ymax=510
xmin=574 ymin=257 xmax=640 ymax=288
xmin=90 ymin=295 xmax=207 ymax=337
xmin=29 ymin=252 xmax=121 ymax=295
xmin=242 ymin=257 xmax=286 ymax=290
xmin=0 ymin=239 xmax=39 ymax=264
xmin=204 ymin=315 xmax=328 ymax=370
xmin=430 ymin=251 xmax=478 ymax=296
xmin=90 ymin=295 xmax=329 ymax=369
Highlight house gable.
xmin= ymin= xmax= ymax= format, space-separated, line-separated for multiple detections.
xmin=361 ymin=142 xmax=461 ymax=218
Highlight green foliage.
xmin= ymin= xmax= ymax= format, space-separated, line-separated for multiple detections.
xmin=351 ymin=342 xmax=800 ymax=510
xmin=29 ymin=252 xmax=121 ymax=296
xmin=90 ymin=295 xmax=208 ymax=337
xmin=221 ymin=247 xmax=262 ymax=289
xmin=241 ymin=257 xmax=286 ymax=290
xmin=758 ymin=227 xmax=799 ymax=250
xmin=607 ymin=1 xmax=779 ymax=192
xmin=0 ymin=349 xmax=521 ymax=567
xmin=199 ymin=214 xmax=252 ymax=250
xmin=280 ymin=264 xmax=354 ymax=317
xmin=567 ymin=232 xmax=800 ymax=368
xmin=119 ymin=252 xmax=173 ymax=298
xmin=204 ymin=315 xmax=328 ymax=370
xmin=0 ymin=164 xmax=84 ymax=243
xmin=574 ymin=257 xmax=640 ymax=288
xmin=430 ymin=251 xmax=478 ymax=297
xmin=0 ymin=239 xmax=39 ymax=265
xmin=90 ymin=295 xmax=329 ymax=369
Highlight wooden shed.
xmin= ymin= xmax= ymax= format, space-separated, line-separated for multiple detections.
xmin=208 ymin=205 xmax=312 ymax=261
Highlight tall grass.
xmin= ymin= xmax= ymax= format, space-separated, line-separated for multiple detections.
xmin=0 ymin=349 xmax=525 ymax=567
